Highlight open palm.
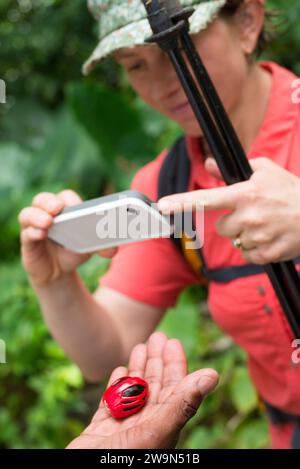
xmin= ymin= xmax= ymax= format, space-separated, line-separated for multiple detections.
xmin=68 ymin=332 xmax=218 ymax=449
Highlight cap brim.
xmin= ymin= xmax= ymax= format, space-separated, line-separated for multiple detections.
xmin=82 ymin=0 xmax=226 ymax=75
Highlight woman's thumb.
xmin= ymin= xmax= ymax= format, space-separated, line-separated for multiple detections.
xmin=98 ymin=247 xmax=118 ymax=259
xmin=205 ymin=157 xmax=223 ymax=181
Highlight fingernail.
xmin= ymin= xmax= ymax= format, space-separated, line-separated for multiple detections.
xmin=198 ymin=374 xmax=217 ymax=396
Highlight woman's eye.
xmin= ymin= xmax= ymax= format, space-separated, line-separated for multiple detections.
xmin=127 ymin=62 xmax=144 ymax=72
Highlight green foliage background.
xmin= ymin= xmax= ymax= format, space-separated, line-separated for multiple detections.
xmin=0 ymin=0 xmax=299 ymax=449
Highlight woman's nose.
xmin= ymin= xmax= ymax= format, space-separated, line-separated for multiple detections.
xmin=150 ymin=58 xmax=181 ymax=103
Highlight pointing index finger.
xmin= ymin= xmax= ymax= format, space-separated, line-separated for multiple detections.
xmin=158 ymin=182 xmax=246 ymax=214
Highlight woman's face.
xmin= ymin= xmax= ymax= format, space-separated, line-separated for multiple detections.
xmin=115 ymin=11 xmax=257 ymax=136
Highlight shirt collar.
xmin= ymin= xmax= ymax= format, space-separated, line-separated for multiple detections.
xmin=186 ymin=62 xmax=298 ymax=189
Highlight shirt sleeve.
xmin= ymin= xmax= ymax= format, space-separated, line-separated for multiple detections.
xmin=99 ymin=153 xmax=199 ymax=309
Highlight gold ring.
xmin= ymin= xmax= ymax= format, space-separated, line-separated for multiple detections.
xmin=232 ymin=237 xmax=243 ymax=250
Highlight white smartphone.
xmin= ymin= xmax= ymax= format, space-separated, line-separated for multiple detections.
xmin=47 ymin=190 xmax=174 ymax=253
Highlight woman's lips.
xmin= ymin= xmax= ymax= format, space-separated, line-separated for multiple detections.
xmin=169 ymin=101 xmax=192 ymax=120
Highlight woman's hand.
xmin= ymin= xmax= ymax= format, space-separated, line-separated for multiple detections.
xmin=158 ymin=158 xmax=300 ymax=265
xmin=19 ymin=190 xmax=117 ymax=288
xmin=67 ymin=332 xmax=218 ymax=449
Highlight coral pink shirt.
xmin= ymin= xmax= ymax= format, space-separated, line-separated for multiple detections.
xmin=101 ymin=62 xmax=300 ymax=414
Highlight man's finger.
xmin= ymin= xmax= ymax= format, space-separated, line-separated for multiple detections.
xmin=128 ymin=343 xmax=147 ymax=379
xmin=144 ymin=332 xmax=168 ymax=403
xmin=158 ymin=183 xmax=246 ymax=214
xmin=106 ymin=366 xmax=128 ymax=388
xmin=159 ymin=339 xmax=187 ymax=403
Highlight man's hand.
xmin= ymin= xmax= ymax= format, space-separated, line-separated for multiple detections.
xmin=67 ymin=332 xmax=218 ymax=449
xmin=158 ymin=158 xmax=300 ymax=265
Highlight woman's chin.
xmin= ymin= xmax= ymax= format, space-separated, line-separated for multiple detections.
xmin=164 ymin=110 xmax=202 ymax=137
xmin=180 ymin=121 xmax=203 ymax=137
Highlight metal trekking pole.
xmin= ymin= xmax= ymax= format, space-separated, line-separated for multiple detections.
xmin=141 ymin=0 xmax=300 ymax=339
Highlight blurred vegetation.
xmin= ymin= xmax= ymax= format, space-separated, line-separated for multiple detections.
xmin=0 ymin=0 xmax=299 ymax=449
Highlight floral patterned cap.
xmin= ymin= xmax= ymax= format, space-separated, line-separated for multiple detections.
xmin=83 ymin=0 xmax=226 ymax=75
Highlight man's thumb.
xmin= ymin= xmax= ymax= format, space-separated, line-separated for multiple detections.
xmin=196 ymin=370 xmax=219 ymax=397
xmin=167 ymin=369 xmax=219 ymax=430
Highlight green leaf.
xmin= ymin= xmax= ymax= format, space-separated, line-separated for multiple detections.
xmin=229 ymin=367 xmax=258 ymax=414
xmin=232 ymin=419 xmax=269 ymax=449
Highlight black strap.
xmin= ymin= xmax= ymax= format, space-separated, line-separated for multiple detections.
xmin=158 ymin=136 xmax=191 ymax=197
xmin=158 ymin=137 xmax=300 ymax=284
xmin=158 ymin=136 xmax=191 ymax=252
xmin=202 ymin=263 xmax=265 ymax=283
xmin=264 ymin=401 xmax=300 ymax=449
xmin=202 ymin=257 xmax=300 ymax=284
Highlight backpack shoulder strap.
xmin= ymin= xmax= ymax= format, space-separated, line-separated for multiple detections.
xmin=157 ymin=137 xmax=207 ymax=281
xmin=158 ymin=136 xmax=191 ymax=199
